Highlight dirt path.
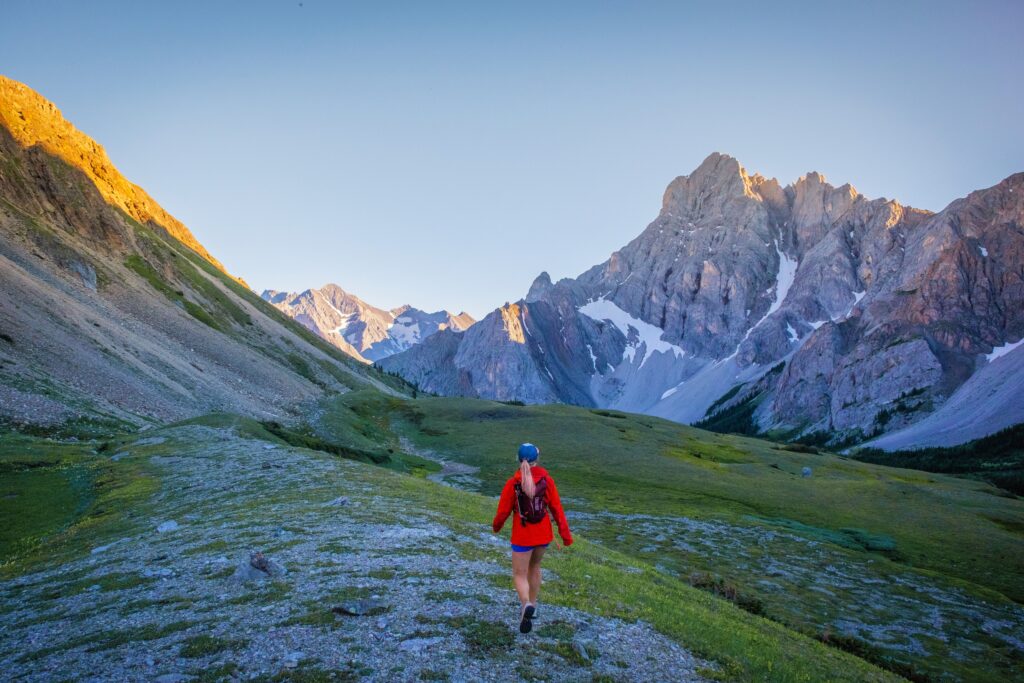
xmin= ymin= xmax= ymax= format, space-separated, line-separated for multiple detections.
xmin=399 ymin=436 xmax=482 ymax=491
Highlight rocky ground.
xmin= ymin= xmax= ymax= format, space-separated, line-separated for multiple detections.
xmin=570 ymin=511 xmax=1024 ymax=669
xmin=0 ymin=426 xmax=712 ymax=682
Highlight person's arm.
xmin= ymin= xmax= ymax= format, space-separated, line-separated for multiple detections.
xmin=546 ymin=476 xmax=573 ymax=546
xmin=492 ymin=478 xmax=515 ymax=533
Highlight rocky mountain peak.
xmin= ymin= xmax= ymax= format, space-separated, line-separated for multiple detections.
xmin=261 ymin=284 xmax=474 ymax=363
xmin=526 ymin=271 xmax=554 ymax=302
xmin=660 ymin=152 xmax=761 ymax=217
xmin=384 ymin=153 xmax=1024 ymax=449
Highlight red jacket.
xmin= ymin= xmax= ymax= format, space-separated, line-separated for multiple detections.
xmin=492 ymin=465 xmax=573 ymax=547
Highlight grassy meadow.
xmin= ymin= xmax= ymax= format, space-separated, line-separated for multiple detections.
xmin=315 ymin=392 xmax=1024 ymax=681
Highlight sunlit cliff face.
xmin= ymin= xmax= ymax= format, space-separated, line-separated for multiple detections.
xmin=0 ymin=75 xmax=231 ymax=278
xmin=499 ymin=302 xmax=527 ymax=344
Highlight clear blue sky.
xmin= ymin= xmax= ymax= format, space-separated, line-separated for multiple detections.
xmin=3 ymin=1 xmax=1022 ymax=318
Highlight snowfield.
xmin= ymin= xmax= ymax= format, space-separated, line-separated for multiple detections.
xmin=579 ymin=297 xmax=686 ymax=367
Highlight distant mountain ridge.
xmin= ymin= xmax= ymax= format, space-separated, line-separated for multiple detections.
xmin=381 ymin=153 xmax=1024 ymax=448
xmin=261 ymin=284 xmax=474 ymax=363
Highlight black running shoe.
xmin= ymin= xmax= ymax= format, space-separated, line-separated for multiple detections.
xmin=520 ymin=604 xmax=536 ymax=634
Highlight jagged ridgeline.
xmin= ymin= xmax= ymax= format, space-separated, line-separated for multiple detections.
xmin=0 ymin=75 xmax=408 ymax=433
xmin=261 ymin=284 xmax=475 ymax=364
xmin=381 ymin=153 xmax=1024 ymax=450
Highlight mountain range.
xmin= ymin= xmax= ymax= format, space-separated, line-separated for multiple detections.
xmin=261 ymin=284 xmax=473 ymax=363
xmin=2 ymin=72 xmax=1021 ymax=451
xmin=381 ymin=153 xmax=1024 ymax=448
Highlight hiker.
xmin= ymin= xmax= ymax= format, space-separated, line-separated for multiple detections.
xmin=492 ymin=442 xmax=573 ymax=634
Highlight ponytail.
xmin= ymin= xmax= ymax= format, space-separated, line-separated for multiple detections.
xmin=519 ymin=459 xmax=536 ymax=498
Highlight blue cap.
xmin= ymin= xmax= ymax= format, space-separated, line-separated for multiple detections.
xmin=518 ymin=443 xmax=539 ymax=462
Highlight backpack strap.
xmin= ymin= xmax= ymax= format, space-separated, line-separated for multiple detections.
xmin=514 ymin=481 xmax=528 ymax=526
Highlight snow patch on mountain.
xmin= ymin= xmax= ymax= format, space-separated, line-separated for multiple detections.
xmin=262 ymin=285 xmax=474 ymax=363
xmin=987 ymin=338 xmax=1023 ymax=362
xmin=579 ymin=298 xmax=685 ymax=367
xmin=764 ymin=244 xmax=798 ymax=322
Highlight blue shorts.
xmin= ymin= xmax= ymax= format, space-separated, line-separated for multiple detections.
xmin=511 ymin=542 xmax=549 ymax=553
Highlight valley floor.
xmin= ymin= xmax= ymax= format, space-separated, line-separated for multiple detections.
xmin=0 ymin=416 xmax=905 ymax=682
xmin=1 ymin=425 xmax=711 ymax=682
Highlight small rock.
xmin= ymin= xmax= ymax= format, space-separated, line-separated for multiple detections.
xmin=250 ymin=551 xmax=270 ymax=572
xmin=154 ymin=675 xmax=191 ymax=683
xmin=399 ymin=636 xmax=443 ymax=653
xmin=573 ymin=641 xmax=593 ymax=662
xmin=156 ymin=520 xmax=179 ymax=533
xmin=802 ymin=467 xmax=813 ymax=478
xmin=282 ymin=652 xmax=304 ymax=669
xmin=111 ymin=452 xmax=129 ymax=461
xmin=232 ymin=551 xmax=286 ymax=582
xmin=91 ymin=538 xmax=126 ymax=554
xmin=143 ymin=567 xmax=174 ymax=578
xmin=264 ymin=444 xmax=275 ymax=450
xmin=332 ymin=598 xmax=386 ymax=617
xmin=325 ymin=496 xmax=348 ymax=507
xmin=87 ymin=584 xmax=101 ymax=592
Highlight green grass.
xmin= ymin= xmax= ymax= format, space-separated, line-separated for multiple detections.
xmin=265 ymin=664 xmax=360 ymax=682
xmin=179 ymin=634 xmax=248 ymax=658
xmin=193 ymin=662 xmax=241 ymax=682
xmin=124 ymin=254 xmax=220 ymax=329
xmin=537 ymin=640 xmax=590 ymax=666
xmin=20 ymin=619 xmax=201 ymax=662
xmin=536 ymin=620 xmax=577 ymax=641
xmin=418 ymin=614 xmax=515 ymax=654
xmin=55 ymin=570 xmax=156 ymax=597
xmin=0 ymin=442 xmax=91 ymax=559
xmin=368 ymin=396 xmax=1023 ymax=603
xmin=0 ymin=432 xmax=158 ymax=575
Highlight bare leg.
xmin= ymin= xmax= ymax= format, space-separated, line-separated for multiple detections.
xmin=528 ymin=546 xmax=546 ymax=605
xmin=511 ymin=549 xmax=532 ymax=607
